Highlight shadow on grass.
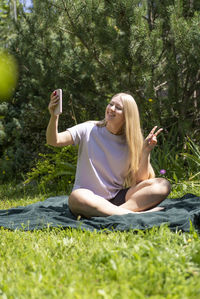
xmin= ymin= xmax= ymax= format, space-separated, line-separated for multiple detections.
xmin=0 ymin=180 xmax=69 ymax=205
xmin=0 ymin=182 xmax=39 ymax=201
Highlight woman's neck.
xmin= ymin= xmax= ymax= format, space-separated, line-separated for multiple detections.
xmin=106 ymin=123 xmax=123 ymax=135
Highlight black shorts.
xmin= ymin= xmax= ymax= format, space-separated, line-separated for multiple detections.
xmin=109 ymin=188 xmax=129 ymax=206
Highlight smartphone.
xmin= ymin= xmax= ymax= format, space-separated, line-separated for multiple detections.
xmin=54 ymin=89 xmax=62 ymax=115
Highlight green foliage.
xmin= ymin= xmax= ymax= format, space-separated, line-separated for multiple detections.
xmin=151 ymin=131 xmax=200 ymax=184
xmin=0 ymin=102 xmax=48 ymax=182
xmin=24 ymin=145 xmax=77 ymax=193
xmin=151 ymin=127 xmax=186 ymax=183
xmin=181 ymin=137 xmax=200 ymax=180
xmin=0 ymin=0 xmax=199 ymax=181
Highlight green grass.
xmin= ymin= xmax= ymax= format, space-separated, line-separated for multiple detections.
xmin=0 ymin=182 xmax=200 ymax=298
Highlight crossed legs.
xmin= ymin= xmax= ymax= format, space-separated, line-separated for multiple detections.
xmin=68 ymin=178 xmax=171 ymax=218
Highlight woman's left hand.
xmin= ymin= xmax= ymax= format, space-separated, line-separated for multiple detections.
xmin=143 ymin=126 xmax=163 ymax=152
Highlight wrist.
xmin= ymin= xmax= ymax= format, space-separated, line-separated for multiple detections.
xmin=50 ymin=113 xmax=59 ymax=120
xmin=142 ymin=147 xmax=151 ymax=156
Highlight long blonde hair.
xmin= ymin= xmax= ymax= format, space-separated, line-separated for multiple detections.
xmin=97 ymin=92 xmax=155 ymax=186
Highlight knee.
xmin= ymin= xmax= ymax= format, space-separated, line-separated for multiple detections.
xmin=68 ymin=189 xmax=94 ymax=216
xmin=68 ymin=190 xmax=83 ymax=210
xmin=153 ymin=178 xmax=171 ymax=197
xmin=68 ymin=190 xmax=82 ymax=216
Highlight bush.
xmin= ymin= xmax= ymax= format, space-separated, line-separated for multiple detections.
xmin=1 ymin=0 xmax=200 ymax=182
xmin=24 ymin=145 xmax=78 ymax=193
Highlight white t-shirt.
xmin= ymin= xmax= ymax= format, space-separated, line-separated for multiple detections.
xmin=67 ymin=122 xmax=130 ymax=199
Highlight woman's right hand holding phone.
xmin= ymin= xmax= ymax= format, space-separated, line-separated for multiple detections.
xmin=48 ymin=91 xmax=59 ymax=116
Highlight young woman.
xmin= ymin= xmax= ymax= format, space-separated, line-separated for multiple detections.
xmin=46 ymin=92 xmax=171 ymax=218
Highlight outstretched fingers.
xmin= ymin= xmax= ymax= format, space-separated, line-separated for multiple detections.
xmin=147 ymin=126 xmax=163 ymax=139
xmin=154 ymin=127 xmax=163 ymax=137
xmin=144 ymin=126 xmax=163 ymax=149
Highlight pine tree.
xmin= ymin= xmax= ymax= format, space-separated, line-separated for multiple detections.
xmin=0 ymin=0 xmax=199 ymax=181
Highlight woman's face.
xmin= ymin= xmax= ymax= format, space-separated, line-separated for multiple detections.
xmin=105 ymin=95 xmax=125 ymax=133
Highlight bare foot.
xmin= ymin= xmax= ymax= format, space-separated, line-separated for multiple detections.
xmin=140 ymin=206 xmax=164 ymax=213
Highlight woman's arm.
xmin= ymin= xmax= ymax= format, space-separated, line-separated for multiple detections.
xmin=46 ymin=91 xmax=74 ymax=147
xmin=135 ymin=150 xmax=151 ymax=183
xmin=135 ymin=126 xmax=163 ymax=183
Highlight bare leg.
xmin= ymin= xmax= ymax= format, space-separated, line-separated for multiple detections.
xmin=68 ymin=178 xmax=171 ymax=218
xmin=120 ymin=178 xmax=171 ymax=212
xmin=68 ymin=188 xmax=135 ymax=218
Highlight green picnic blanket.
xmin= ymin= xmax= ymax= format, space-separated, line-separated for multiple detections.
xmin=0 ymin=193 xmax=200 ymax=232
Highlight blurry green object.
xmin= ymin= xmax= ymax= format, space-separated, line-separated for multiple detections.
xmin=0 ymin=50 xmax=18 ymax=101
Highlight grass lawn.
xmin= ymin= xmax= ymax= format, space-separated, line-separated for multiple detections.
xmin=0 ymin=182 xmax=200 ymax=298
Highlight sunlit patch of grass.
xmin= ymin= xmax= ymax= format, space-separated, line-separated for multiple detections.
xmin=170 ymin=181 xmax=200 ymax=198
xmin=0 ymin=182 xmax=200 ymax=298
xmin=0 ymin=227 xmax=200 ymax=298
